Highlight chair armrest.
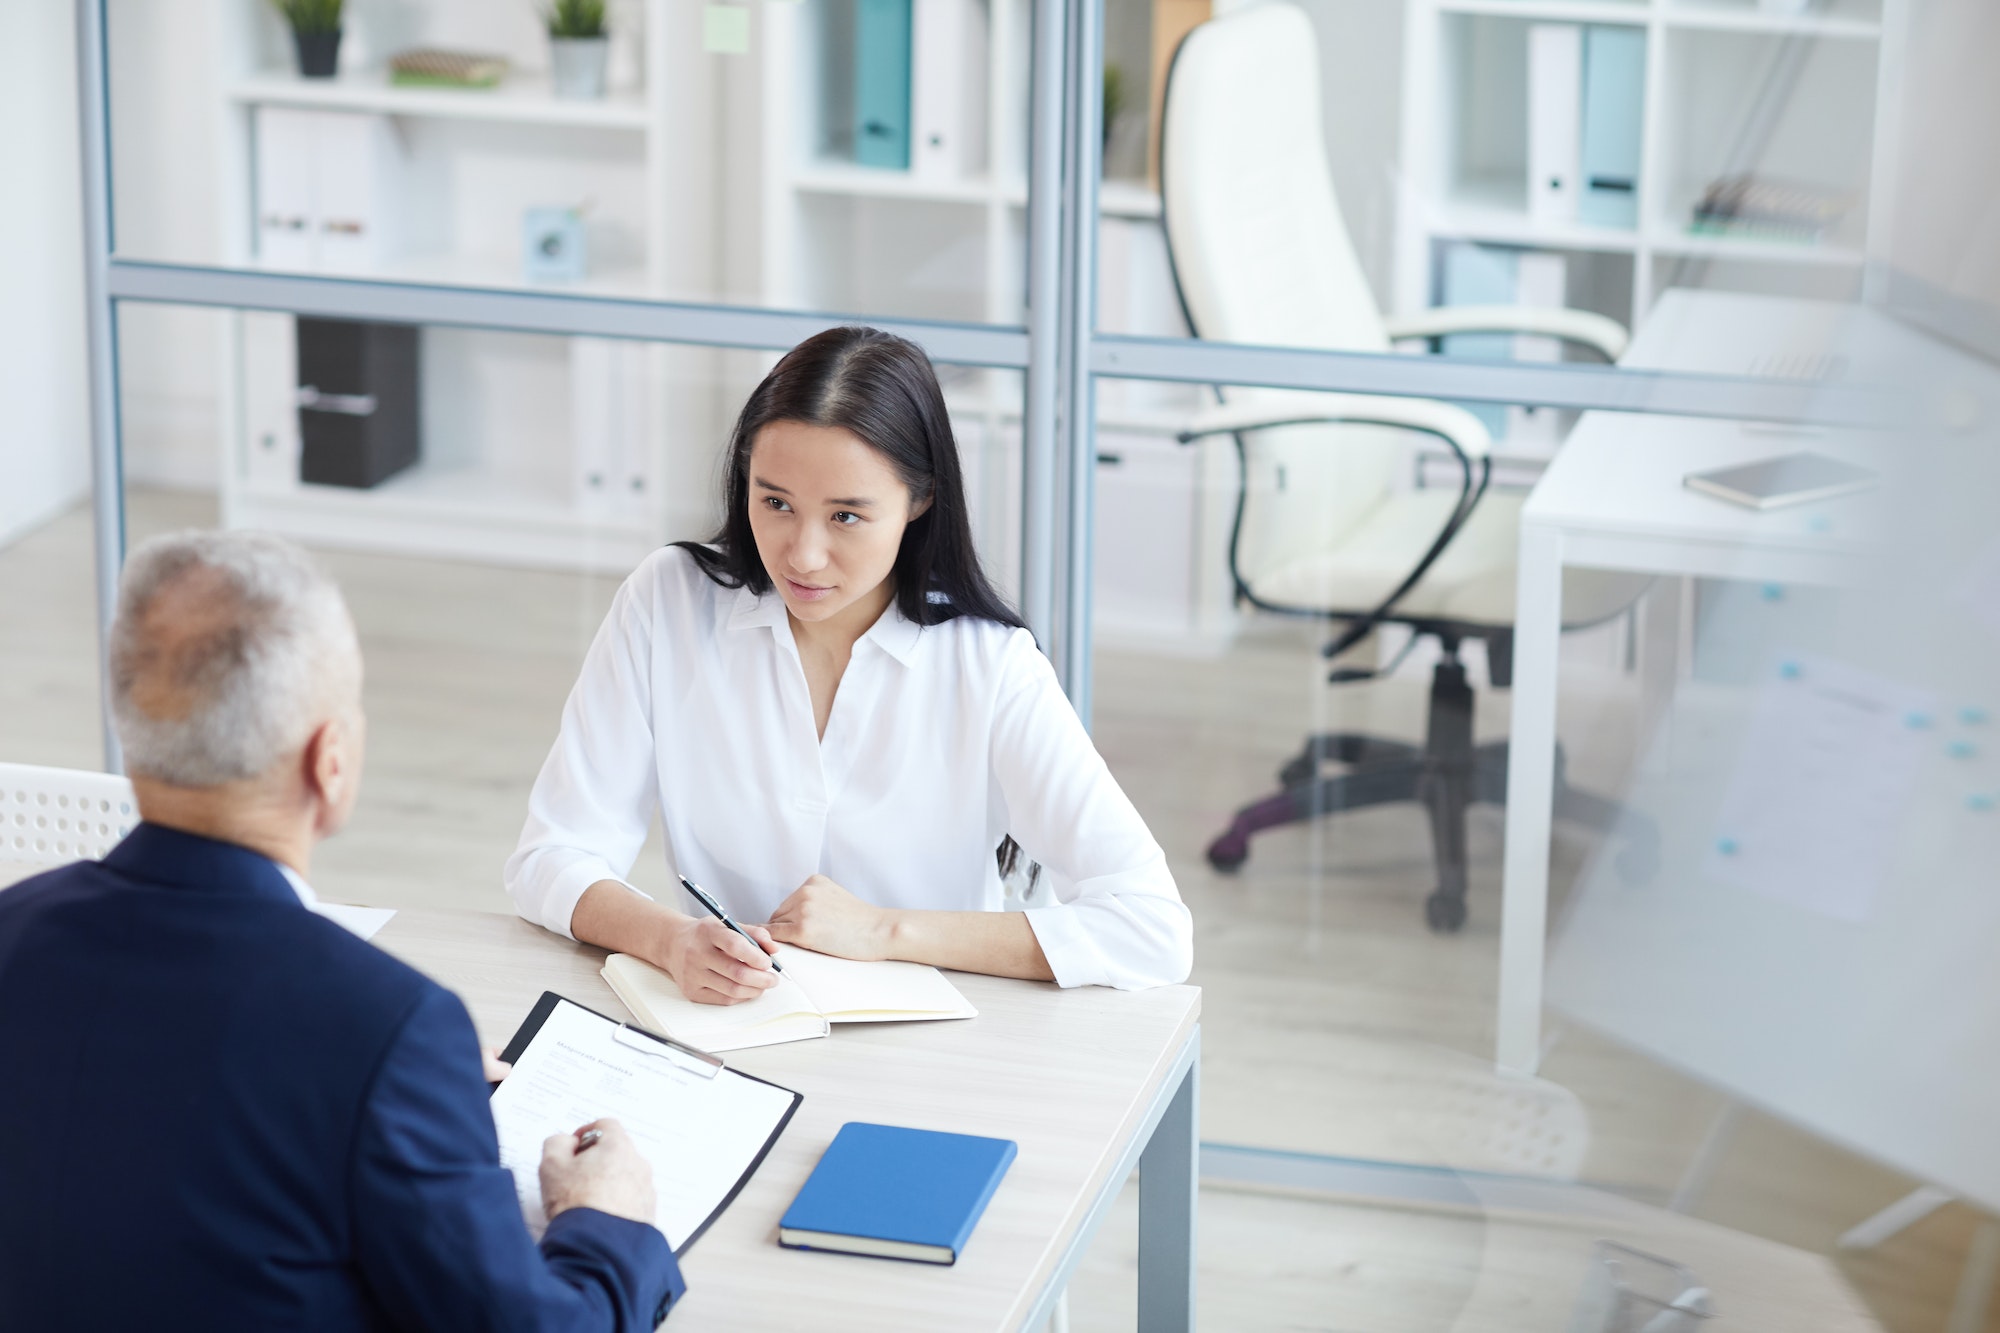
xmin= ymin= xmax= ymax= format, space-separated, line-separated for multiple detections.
xmin=1176 ymin=391 xmax=1493 ymax=459
xmin=1382 ymin=304 xmax=1631 ymax=362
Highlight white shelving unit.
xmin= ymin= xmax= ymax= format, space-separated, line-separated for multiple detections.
xmin=1394 ymin=0 xmax=1905 ymax=331
xmin=211 ymin=0 xmax=721 ymax=574
xmin=202 ymin=0 xmax=1221 ymax=640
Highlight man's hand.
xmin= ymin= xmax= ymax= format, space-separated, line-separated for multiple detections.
xmin=482 ymin=1048 xmax=512 ymax=1083
xmin=766 ymin=874 xmax=894 ymax=961
xmin=657 ymin=915 xmax=781 ymax=1006
xmin=539 ymin=1119 xmax=657 ymax=1226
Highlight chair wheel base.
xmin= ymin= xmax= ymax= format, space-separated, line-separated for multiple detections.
xmin=1206 ymin=832 xmax=1250 ymax=874
xmin=1425 ymin=891 xmax=1466 ymax=934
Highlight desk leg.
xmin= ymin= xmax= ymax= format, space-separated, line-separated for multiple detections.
xmin=1137 ymin=1031 xmax=1198 ymax=1332
xmin=1499 ymin=522 xmax=1563 ymax=1075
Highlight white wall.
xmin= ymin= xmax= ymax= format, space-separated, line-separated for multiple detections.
xmin=1297 ymin=0 xmax=1405 ymax=309
xmin=0 ymin=0 xmax=91 ymax=548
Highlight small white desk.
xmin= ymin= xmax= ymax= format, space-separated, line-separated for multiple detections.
xmin=1497 ymin=290 xmax=1897 ymax=1073
xmin=378 ymin=910 xmax=1202 ymax=1332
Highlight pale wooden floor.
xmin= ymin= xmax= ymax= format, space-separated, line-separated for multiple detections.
xmin=3 ymin=489 xmax=1992 ymax=1331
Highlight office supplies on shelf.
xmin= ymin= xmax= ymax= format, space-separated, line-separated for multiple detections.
xmin=854 ymin=0 xmax=913 ymax=168
xmin=1682 ymin=451 xmax=1878 ymax=510
xmin=295 ymin=318 xmax=420 ymax=488
xmin=253 ymin=107 xmax=407 ymax=275
xmin=778 ymin=1122 xmax=1016 ymax=1264
xmin=1527 ymin=23 xmax=1582 ymax=224
xmin=387 ymin=48 xmax=509 ymax=88
xmin=603 ymin=946 xmax=976 ymax=1053
xmin=490 ymin=992 xmax=801 ymax=1253
xmin=679 ymin=875 xmax=782 ymax=972
xmin=522 ymin=206 xmax=587 ymax=282
xmin=1577 ymin=26 xmax=1644 ymax=229
xmin=1690 ymin=175 xmax=1857 ymax=242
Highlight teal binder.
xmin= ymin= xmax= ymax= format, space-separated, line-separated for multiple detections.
xmin=1438 ymin=242 xmax=1515 ymax=439
xmin=1578 ymin=26 xmax=1644 ymax=229
xmin=854 ymin=0 xmax=913 ymax=169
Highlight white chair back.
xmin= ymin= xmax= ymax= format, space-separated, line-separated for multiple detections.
xmin=0 ymin=762 xmax=139 ymax=869
xmin=1161 ymin=2 xmax=1417 ymax=597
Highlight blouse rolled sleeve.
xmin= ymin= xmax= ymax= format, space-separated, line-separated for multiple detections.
xmin=990 ymin=633 xmax=1194 ymax=989
xmin=505 ymin=573 xmax=662 ymax=939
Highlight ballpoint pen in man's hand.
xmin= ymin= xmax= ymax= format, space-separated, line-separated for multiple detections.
xmin=678 ymin=875 xmax=784 ymax=972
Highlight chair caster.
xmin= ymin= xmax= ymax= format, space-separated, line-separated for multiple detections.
xmin=1278 ymin=756 xmax=1315 ymax=787
xmin=1424 ymin=890 xmax=1466 ymax=934
xmin=1206 ymin=831 xmax=1250 ymax=874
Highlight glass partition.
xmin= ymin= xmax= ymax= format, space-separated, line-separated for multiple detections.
xmin=107 ymin=0 xmax=1032 ymax=323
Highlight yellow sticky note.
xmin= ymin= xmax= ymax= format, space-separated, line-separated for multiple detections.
xmin=704 ymin=5 xmax=751 ymax=54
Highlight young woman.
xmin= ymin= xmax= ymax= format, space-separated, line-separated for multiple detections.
xmin=506 ymin=327 xmax=1191 ymax=1004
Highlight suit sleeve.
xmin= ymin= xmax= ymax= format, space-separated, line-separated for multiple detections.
xmin=350 ymin=986 xmax=685 ymax=1333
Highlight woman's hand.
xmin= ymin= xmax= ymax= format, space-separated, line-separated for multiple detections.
xmin=658 ymin=915 xmax=782 ymax=1006
xmin=766 ymin=874 xmax=896 ymax=960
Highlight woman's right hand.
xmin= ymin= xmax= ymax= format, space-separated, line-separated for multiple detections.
xmin=658 ymin=915 xmax=782 ymax=1005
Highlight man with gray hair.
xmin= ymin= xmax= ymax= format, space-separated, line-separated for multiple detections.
xmin=0 ymin=530 xmax=684 ymax=1331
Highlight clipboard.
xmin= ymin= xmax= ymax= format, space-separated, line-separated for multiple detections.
xmin=492 ymin=990 xmax=803 ymax=1255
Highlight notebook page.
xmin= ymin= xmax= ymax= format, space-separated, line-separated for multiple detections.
xmin=602 ymin=954 xmax=828 ymax=1052
xmin=489 ymin=998 xmax=796 ymax=1250
xmin=775 ymin=945 xmax=978 ymax=1023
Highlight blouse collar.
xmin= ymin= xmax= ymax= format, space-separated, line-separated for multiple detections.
xmin=726 ymin=584 xmax=925 ymax=666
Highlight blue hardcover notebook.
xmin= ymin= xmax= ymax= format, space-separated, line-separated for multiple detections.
xmin=779 ymin=1122 xmax=1017 ymax=1265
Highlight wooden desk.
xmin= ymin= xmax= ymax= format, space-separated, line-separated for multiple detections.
xmin=375 ymin=909 xmax=1202 ymax=1332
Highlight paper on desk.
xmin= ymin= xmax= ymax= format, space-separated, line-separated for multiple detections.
xmin=1706 ymin=654 xmax=1933 ymax=922
xmin=310 ymin=902 xmax=396 ymax=940
xmin=488 ymin=997 xmax=796 ymax=1251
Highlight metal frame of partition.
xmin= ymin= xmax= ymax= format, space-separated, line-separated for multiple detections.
xmin=73 ymin=1 xmax=1923 ymax=751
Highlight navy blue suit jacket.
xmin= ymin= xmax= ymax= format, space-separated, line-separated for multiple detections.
xmin=0 ymin=824 xmax=684 ymax=1331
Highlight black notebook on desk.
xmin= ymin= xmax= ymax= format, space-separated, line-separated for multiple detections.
xmin=490 ymin=991 xmax=801 ymax=1254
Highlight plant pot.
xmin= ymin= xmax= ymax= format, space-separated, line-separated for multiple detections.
xmin=293 ymin=28 xmax=342 ymax=80
xmin=550 ymin=36 xmax=610 ymax=100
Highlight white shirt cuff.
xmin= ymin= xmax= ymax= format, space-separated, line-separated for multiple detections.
xmin=1023 ymin=905 xmax=1109 ymax=989
xmin=539 ymin=860 xmax=653 ymax=940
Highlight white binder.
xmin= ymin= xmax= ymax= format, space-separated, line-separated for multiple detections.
xmin=1526 ymin=23 xmax=1582 ymax=224
xmin=910 ymin=0 xmax=988 ymax=180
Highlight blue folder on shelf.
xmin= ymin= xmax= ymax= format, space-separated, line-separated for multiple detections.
xmin=1578 ymin=25 xmax=1645 ymax=229
xmin=779 ymin=1122 xmax=1017 ymax=1265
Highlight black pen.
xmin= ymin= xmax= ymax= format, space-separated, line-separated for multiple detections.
xmin=678 ymin=875 xmax=783 ymax=972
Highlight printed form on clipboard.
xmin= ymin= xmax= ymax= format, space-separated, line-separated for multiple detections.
xmin=488 ymin=992 xmax=801 ymax=1254
xmin=603 ymin=944 xmax=978 ymax=1053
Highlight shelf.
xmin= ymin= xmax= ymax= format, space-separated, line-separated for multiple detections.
xmin=1662 ymin=3 xmax=1881 ymax=37
xmin=227 ymin=70 xmax=652 ymax=131
xmin=1429 ymin=179 xmax=1641 ymax=252
xmin=1436 ymin=0 xmax=1649 ymax=25
xmin=792 ymin=165 xmax=1165 ymax=220
xmin=246 ymin=252 xmax=657 ymax=299
xmin=1647 ymin=228 xmax=1865 ymax=265
xmin=235 ymin=465 xmax=658 ymax=574
xmin=793 ymin=163 xmax=998 ymax=206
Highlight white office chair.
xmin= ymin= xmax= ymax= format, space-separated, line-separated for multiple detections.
xmin=1161 ymin=2 xmax=1655 ymax=930
xmin=0 ymin=762 xmax=139 ymax=873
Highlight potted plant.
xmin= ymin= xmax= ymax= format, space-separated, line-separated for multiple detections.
xmin=546 ymin=0 xmax=611 ymax=100
xmin=272 ymin=0 xmax=343 ymax=79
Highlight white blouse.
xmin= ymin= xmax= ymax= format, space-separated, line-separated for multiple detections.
xmin=505 ymin=547 xmax=1192 ymax=990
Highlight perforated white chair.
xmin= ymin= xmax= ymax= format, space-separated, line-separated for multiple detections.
xmin=0 ymin=762 xmax=139 ymax=874
xmin=1162 ymin=2 xmax=1656 ymax=930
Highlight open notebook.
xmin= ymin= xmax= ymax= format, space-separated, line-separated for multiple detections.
xmin=602 ymin=944 xmax=977 ymax=1053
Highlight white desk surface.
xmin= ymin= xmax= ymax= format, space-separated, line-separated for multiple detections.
xmin=1521 ymin=290 xmax=1911 ymax=555
xmin=375 ymin=909 xmax=1199 ymax=1333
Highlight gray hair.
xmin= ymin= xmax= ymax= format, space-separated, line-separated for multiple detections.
xmin=109 ymin=530 xmax=360 ymax=787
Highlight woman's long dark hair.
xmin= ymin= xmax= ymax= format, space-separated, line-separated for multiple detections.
xmin=674 ymin=325 xmax=1025 ymax=635
xmin=673 ymin=325 xmax=1038 ymax=883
